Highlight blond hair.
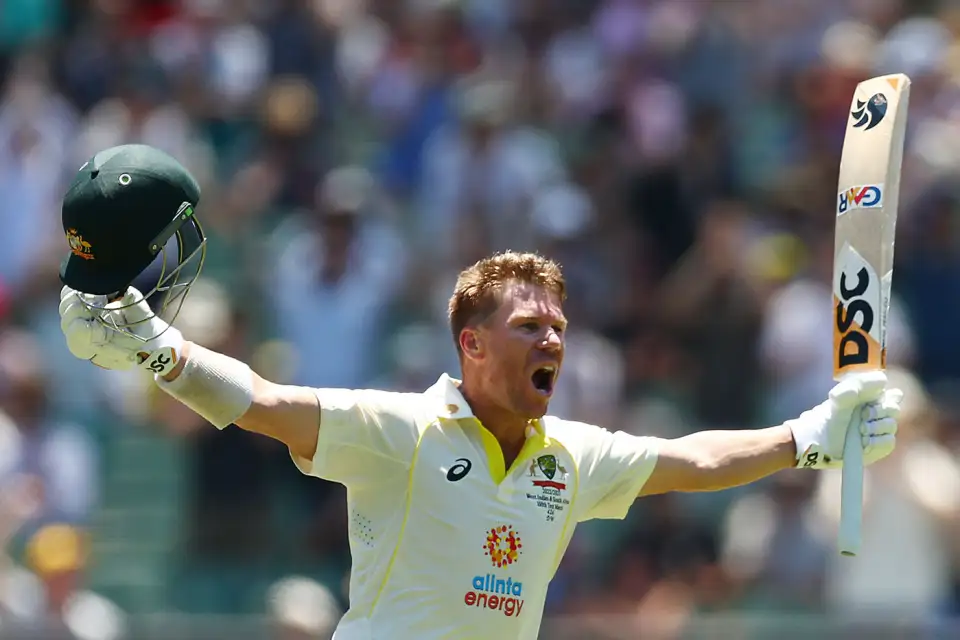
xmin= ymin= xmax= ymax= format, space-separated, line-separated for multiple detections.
xmin=448 ymin=251 xmax=566 ymax=353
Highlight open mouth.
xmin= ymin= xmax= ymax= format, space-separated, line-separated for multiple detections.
xmin=531 ymin=366 xmax=557 ymax=396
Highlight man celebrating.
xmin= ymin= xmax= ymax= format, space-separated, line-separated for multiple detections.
xmin=57 ymin=145 xmax=901 ymax=639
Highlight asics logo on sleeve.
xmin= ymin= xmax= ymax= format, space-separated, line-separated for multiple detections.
xmin=446 ymin=458 xmax=472 ymax=482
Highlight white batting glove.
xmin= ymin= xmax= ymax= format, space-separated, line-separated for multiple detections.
xmin=789 ymin=371 xmax=901 ymax=470
xmin=59 ymin=285 xmax=184 ymax=376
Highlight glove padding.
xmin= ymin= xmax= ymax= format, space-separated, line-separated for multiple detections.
xmin=790 ymin=371 xmax=901 ymax=470
xmin=59 ymin=285 xmax=183 ymax=376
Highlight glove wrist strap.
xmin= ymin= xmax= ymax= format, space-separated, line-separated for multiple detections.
xmin=136 ymin=327 xmax=184 ymax=376
xmin=787 ymin=415 xmax=821 ymax=468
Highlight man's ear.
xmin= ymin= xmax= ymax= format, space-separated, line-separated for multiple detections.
xmin=460 ymin=328 xmax=482 ymax=359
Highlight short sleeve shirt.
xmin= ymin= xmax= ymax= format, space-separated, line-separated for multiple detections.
xmin=292 ymin=374 xmax=660 ymax=640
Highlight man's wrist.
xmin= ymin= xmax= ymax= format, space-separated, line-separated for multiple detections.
xmin=134 ymin=325 xmax=184 ymax=377
xmin=786 ymin=409 xmax=823 ymax=468
xmin=781 ymin=423 xmax=802 ymax=467
xmin=161 ymin=340 xmax=191 ymax=382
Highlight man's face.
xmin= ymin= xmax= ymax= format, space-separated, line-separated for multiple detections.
xmin=465 ymin=281 xmax=566 ymax=419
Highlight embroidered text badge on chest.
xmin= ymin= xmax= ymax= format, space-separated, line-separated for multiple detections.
xmin=522 ymin=453 xmax=571 ymax=523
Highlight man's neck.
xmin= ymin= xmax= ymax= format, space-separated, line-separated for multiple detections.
xmin=458 ymin=382 xmax=528 ymax=465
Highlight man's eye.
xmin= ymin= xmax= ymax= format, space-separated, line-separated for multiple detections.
xmin=521 ymin=322 xmax=538 ymax=331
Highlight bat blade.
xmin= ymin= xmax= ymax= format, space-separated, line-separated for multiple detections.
xmin=834 ymin=73 xmax=910 ymax=557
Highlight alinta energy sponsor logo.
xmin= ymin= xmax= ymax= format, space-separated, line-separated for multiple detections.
xmin=483 ymin=525 xmax=522 ymax=568
xmin=465 ymin=526 xmax=525 ymax=617
xmin=463 ymin=573 xmax=525 ymax=618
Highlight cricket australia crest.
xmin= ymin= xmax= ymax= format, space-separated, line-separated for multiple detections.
xmin=537 ymin=455 xmax=557 ymax=480
xmin=525 ymin=454 xmax=570 ymax=523
xmin=66 ymin=229 xmax=94 ymax=260
xmin=528 ymin=454 xmax=568 ymax=489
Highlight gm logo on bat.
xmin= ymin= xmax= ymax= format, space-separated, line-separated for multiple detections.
xmin=837 ymin=185 xmax=883 ymax=216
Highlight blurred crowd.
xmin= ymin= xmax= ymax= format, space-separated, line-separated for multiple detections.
xmin=4 ymin=0 xmax=960 ymax=637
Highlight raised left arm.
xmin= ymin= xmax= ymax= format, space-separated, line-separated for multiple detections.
xmin=638 ymin=372 xmax=902 ymax=497
xmin=639 ymin=426 xmax=796 ymax=496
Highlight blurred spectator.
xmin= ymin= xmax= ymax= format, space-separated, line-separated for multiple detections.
xmin=896 ymin=184 xmax=960 ymax=391
xmin=268 ymin=165 xmax=406 ymax=389
xmin=416 ymin=72 xmax=565 ymax=267
xmin=0 ymin=329 xmax=98 ymax=540
xmin=267 ymin=575 xmax=341 ymax=639
xmin=0 ymin=52 xmax=76 ymax=299
xmin=0 ymin=525 xmax=127 ymax=640
xmin=721 ymin=471 xmax=829 ymax=613
xmin=656 ymin=200 xmax=766 ymax=429
xmin=70 ymin=54 xmax=215 ymax=188
xmin=149 ymin=279 xmax=274 ymax=562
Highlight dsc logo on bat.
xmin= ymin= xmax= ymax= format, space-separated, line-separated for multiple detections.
xmin=837 ymin=185 xmax=883 ymax=216
xmin=833 ymin=244 xmax=883 ymax=372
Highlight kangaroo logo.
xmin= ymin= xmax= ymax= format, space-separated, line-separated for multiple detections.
xmin=851 ymin=93 xmax=887 ymax=131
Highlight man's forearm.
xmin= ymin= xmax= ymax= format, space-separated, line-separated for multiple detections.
xmin=155 ymin=340 xmax=320 ymax=459
xmin=673 ymin=425 xmax=797 ymax=491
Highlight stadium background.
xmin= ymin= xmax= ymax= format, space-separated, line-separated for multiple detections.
xmin=2 ymin=0 xmax=960 ymax=638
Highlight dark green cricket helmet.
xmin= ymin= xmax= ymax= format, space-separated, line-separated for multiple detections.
xmin=59 ymin=144 xmax=207 ymax=339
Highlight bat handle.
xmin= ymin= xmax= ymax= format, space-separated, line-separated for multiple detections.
xmin=838 ymin=412 xmax=864 ymax=557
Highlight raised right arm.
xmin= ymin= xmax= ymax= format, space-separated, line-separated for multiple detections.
xmin=156 ymin=341 xmax=423 ymax=485
xmin=60 ymin=285 xmax=420 ymax=484
xmin=158 ymin=341 xmax=321 ymax=460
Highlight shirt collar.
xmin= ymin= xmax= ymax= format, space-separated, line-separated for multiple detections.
xmin=424 ymin=374 xmax=547 ymax=440
xmin=425 ymin=373 xmax=475 ymax=419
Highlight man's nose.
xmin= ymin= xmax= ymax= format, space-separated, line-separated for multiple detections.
xmin=540 ymin=330 xmax=562 ymax=351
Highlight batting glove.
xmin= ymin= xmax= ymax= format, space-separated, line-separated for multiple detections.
xmin=59 ymin=285 xmax=184 ymax=376
xmin=789 ymin=371 xmax=901 ymax=470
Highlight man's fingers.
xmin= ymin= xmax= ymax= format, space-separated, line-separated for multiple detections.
xmin=829 ymin=377 xmax=862 ymax=408
xmin=876 ymin=393 xmax=902 ymax=420
xmin=59 ymin=296 xmax=90 ymax=330
xmin=830 ymin=371 xmax=888 ymax=409
xmin=860 ymin=416 xmax=898 ymax=439
xmin=855 ymin=371 xmax=887 ymax=402
xmin=63 ymin=317 xmax=107 ymax=359
xmin=118 ymin=287 xmax=141 ymax=306
xmin=860 ymin=388 xmax=904 ymax=421
xmin=90 ymin=347 xmax=136 ymax=371
xmin=107 ymin=287 xmax=154 ymax=325
xmin=883 ymin=387 xmax=904 ymax=408
xmin=58 ymin=285 xmax=145 ymax=372
xmin=63 ymin=318 xmax=137 ymax=369
xmin=59 ymin=290 xmax=110 ymax=320
xmin=864 ymin=432 xmax=896 ymax=454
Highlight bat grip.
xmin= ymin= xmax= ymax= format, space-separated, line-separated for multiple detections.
xmin=838 ymin=412 xmax=864 ymax=556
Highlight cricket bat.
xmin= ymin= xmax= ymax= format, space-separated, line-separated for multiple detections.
xmin=834 ymin=74 xmax=910 ymax=557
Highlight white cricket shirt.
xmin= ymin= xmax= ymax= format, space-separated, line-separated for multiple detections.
xmin=291 ymin=374 xmax=660 ymax=640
